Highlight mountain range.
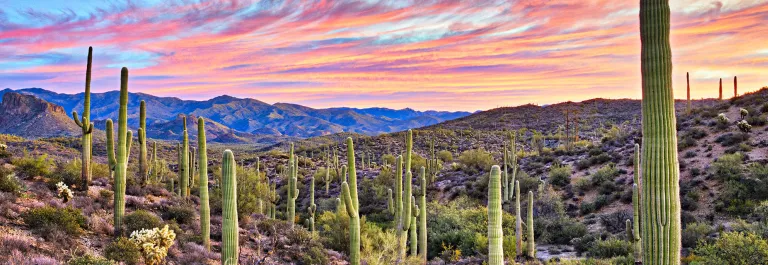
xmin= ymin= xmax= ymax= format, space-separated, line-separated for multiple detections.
xmin=0 ymin=88 xmax=470 ymax=143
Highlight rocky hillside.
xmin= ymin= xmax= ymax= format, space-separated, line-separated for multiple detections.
xmin=0 ymin=93 xmax=81 ymax=138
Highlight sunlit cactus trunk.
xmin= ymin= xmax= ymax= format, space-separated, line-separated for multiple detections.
xmin=287 ymin=143 xmax=300 ymax=227
xmin=686 ymin=72 xmax=691 ymax=114
xmin=198 ymin=118 xmax=211 ymax=250
xmin=503 ymin=142 xmax=509 ymax=202
xmin=113 ymin=67 xmax=133 ymax=237
xmin=718 ymin=78 xmax=723 ymax=100
xmin=308 ymin=172 xmax=317 ymax=233
xmin=396 ymin=129 xmax=414 ymax=260
xmin=180 ymin=116 xmax=189 ymax=198
xmin=526 ymin=191 xmax=535 ymax=259
xmin=410 ymin=197 xmax=418 ymax=256
xmin=72 ymin=47 xmax=94 ymax=191
xmin=640 ymin=1 xmax=682 ymax=264
xmin=138 ymin=100 xmax=148 ymax=186
xmin=221 ymin=150 xmax=239 ymax=265
xmin=734 ymin=76 xmax=738 ymax=97
xmin=340 ymin=137 xmax=361 ymax=265
xmin=419 ymin=167 xmax=427 ymax=262
xmin=515 ymin=180 xmax=522 ymax=257
xmin=508 ymin=132 xmax=518 ymax=202
xmin=631 ymin=143 xmax=643 ymax=263
xmin=488 ymin=165 xmax=503 ymax=265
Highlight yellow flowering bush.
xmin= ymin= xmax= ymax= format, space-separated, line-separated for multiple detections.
xmin=129 ymin=224 xmax=176 ymax=265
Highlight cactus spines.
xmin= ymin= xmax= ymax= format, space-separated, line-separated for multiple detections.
xmin=308 ymin=174 xmax=317 ymax=233
xmin=526 ymin=191 xmax=535 ymax=259
xmin=287 ymin=143 xmax=299 ymax=227
xmin=410 ymin=196 xmax=418 ymax=256
xmin=73 ymin=47 xmax=94 ymax=191
xmin=488 ymin=165 xmax=503 ymax=265
xmin=640 ymin=1 xmax=682 ymax=264
xmin=340 ymin=137 xmax=360 ymax=265
xmin=138 ymin=100 xmax=148 ymax=186
xmin=180 ymin=116 xmax=189 ymax=198
xmin=515 ymin=180 xmax=522 ymax=257
xmin=198 ymin=117 xmax=210 ymax=250
xmin=113 ymin=67 xmax=132 ymax=237
xmin=221 ymin=150 xmax=239 ymax=264
xmin=419 ymin=167 xmax=427 ymax=262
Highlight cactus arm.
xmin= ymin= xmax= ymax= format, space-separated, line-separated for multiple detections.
xmin=346 ymin=137 xmax=359 ymax=209
xmin=488 ymin=165 xmax=503 ymax=265
xmin=639 ymin=1 xmax=682 ymax=264
xmin=72 ymin=111 xmax=83 ymax=127
xmin=106 ymin=119 xmax=116 ymax=170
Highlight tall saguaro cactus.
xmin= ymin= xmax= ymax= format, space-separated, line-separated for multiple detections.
xmin=113 ymin=67 xmax=133 ymax=237
xmin=419 ymin=167 xmax=427 ymax=262
xmin=396 ymin=130 xmax=414 ymax=259
xmin=640 ymin=1 xmax=682 ymax=264
xmin=719 ymin=78 xmax=723 ymax=100
xmin=631 ymin=143 xmax=642 ymax=263
xmin=507 ymin=132 xmax=518 ymax=202
xmin=526 ymin=191 xmax=535 ymax=259
xmin=734 ymin=76 xmax=738 ymax=97
xmin=287 ymin=143 xmax=299 ymax=227
xmin=180 ymin=116 xmax=189 ymax=198
xmin=686 ymin=72 xmax=691 ymax=113
xmin=198 ymin=118 xmax=211 ymax=250
xmin=503 ymin=143 xmax=509 ymax=202
xmin=221 ymin=150 xmax=239 ymax=265
xmin=515 ymin=180 xmax=522 ymax=257
xmin=308 ymin=174 xmax=317 ymax=233
xmin=488 ymin=165 xmax=503 ymax=265
xmin=410 ymin=197 xmax=419 ymax=256
xmin=138 ymin=100 xmax=148 ymax=186
xmin=340 ymin=137 xmax=361 ymax=265
xmin=73 ymin=47 xmax=94 ymax=191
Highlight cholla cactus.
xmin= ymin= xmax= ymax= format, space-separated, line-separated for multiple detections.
xmin=716 ymin=113 xmax=730 ymax=124
xmin=56 ymin=182 xmax=73 ymax=203
xmin=740 ymin=108 xmax=749 ymax=119
xmin=129 ymin=225 xmax=177 ymax=265
xmin=737 ymin=120 xmax=752 ymax=133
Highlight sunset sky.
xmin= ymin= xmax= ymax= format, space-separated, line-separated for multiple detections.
xmin=0 ymin=0 xmax=766 ymax=111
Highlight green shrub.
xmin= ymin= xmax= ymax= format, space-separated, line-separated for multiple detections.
xmin=591 ymin=164 xmax=619 ymax=187
xmin=458 ymin=148 xmax=494 ymax=174
xmin=104 ymin=237 xmax=141 ymax=265
xmin=549 ymin=164 xmax=572 ymax=187
xmin=381 ymin=154 xmax=396 ymax=166
xmin=711 ymin=153 xmax=743 ymax=182
xmin=22 ymin=206 xmax=87 ymax=236
xmin=210 ymin=165 xmax=269 ymax=219
xmin=123 ymin=210 xmax=162 ymax=234
xmin=715 ymin=133 xmax=749 ymax=147
xmin=12 ymin=152 xmax=54 ymax=178
xmin=437 ymin=150 xmax=453 ymax=162
xmin=48 ymin=159 xmax=83 ymax=190
xmin=691 ymin=232 xmax=768 ymax=265
xmin=68 ymin=254 xmax=116 ymax=265
xmin=683 ymin=223 xmax=713 ymax=248
xmin=588 ymin=238 xmax=632 ymax=259
xmin=0 ymin=167 xmax=22 ymax=194
xmin=163 ymin=205 xmax=195 ymax=225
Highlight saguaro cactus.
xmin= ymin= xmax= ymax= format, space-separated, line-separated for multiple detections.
xmin=340 ymin=137 xmax=361 ymax=265
xmin=488 ymin=165 xmax=503 ymax=265
xmin=106 ymin=120 xmax=116 ymax=181
xmin=719 ymin=78 xmax=723 ymax=100
xmin=388 ymin=188 xmax=394 ymax=215
xmin=640 ymin=1 xmax=682 ymax=264
xmin=198 ymin=118 xmax=210 ymax=250
xmin=287 ymin=143 xmax=299 ymax=227
xmin=734 ymin=76 xmax=738 ymax=97
xmin=308 ymin=174 xmax=317 ymax=233
xmin=138 ymin=100 xmax=148 ymax=186
xmin=268 ymin=180 xmax=279 ymax=219
xmin=507 ymin=132 xmax=518 ymax=202
xmin=151 ymin=142 xmax=157 ymax=182
xmin=180 ymin=116 xmax=189 ymax=198
xmin=419 ymin=168 xmax=428 ymax=262
xmin=325 ymin=165 xmax=332 ymax=195
xmin=686 ymin=72 xmax=691 ymax=113
xmin=72 ymin=47 xmax=94 ymax=191
xmin=515 ymin=180 xmax=522 ymax=257
xmin=189 ymin=147 xmax=196 ymax=193
xmin=410 ymin=197 xmax=418 ymax=256
xmin=526 ymin=191 xmax=535 ymax=259
xmin=631 ymin=143 xmax=642 ymax=263
xmin=221 ymin=150 xmax=239 ymax=265
xmin=113 ymin=67 xmax=133 ymax=236
xmin=395 ymin=130 xmax=414 ymax=259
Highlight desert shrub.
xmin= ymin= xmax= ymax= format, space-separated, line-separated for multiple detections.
xmin=711 ymin=153 xmax=743 ymax=181
xmin=682 ymin=222 xmax=713 ymax=248
xmin=381 ymin=154 xmax=396 ymax=166
xmin=540 ymin=217 xmax=587 ymax=244
xmin=0 ymin=167 xmax=22 ymax=194
xmin=581 ymin=195 xmax=610 ymax=215
xmin=747 ymin=114 xmax=767 ymax=126
xmin=437 ymin=150 xmax=453 ymax=162
xmin=591 ymin=164 xmax=620 ymax=187
xmin=549 ymin=164 xmax=572 ymax=187
xmin=163 ymin=205 xmax=195 ymax=225
xmin=124 ymin=210 xmax=162 ymax=234
xmin=599 ymin=211 xmax=631 ymax=234
xmin=49 ymin=159 xmax=83 ymax=189
xmin=12 ymin=152 xmax=54 ymax=178
xmin=691 ymin=232 xmax=768 ymax=265
xmin=678 ymin=137 xmax=697 ymax=150
xmin=68 ymin=254 xmax=116 ymax=265
xmin=458 ymin=148 xmax=493 ymax=174
xmin=588 ymin=238 xmax=632 ymax=259
xmin=104 ymin=237 xmax=141 ymax=265
xmin=210 ymin=165 xmax=269 ymax=218
xmin=22 ymin=206 xmax=87 ymax=237
xmin=130 ymin=225 xmax=176 ymax=265
xmin=715 ymin=133 xmax=749 ymax=147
